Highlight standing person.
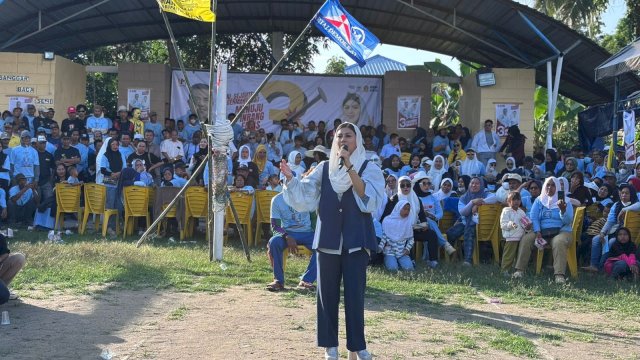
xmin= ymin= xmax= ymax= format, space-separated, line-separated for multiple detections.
xmin=281 ymin=122 xmax=384 ymax=360
xmin=499 ymin=125 xmax=526 ymax=166
xmin=471 ymin=119 xmax=501 ymax=166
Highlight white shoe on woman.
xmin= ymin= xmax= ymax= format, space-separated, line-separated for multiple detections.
xmin=325 ymin=347 xmax=339 ymax=360
xmin=349 ymin=349 xmax=372 ymax=360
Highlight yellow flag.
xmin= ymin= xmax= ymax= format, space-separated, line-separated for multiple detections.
xmin=158 ymin=0 xmax=215 ymax=22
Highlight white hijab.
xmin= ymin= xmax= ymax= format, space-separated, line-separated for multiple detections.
xmin=382 ymin=200 xmax=415 ymax=241
xmin=505 ymin=156 xmax=517 ymax=172
xmin=434 ymin=178 xmax=455 ymax=201
xmin=385 ymin=174 xmax=398 ymax=199
xmin=427 ymin=155 xmax=448 ymax=191
xmin=95 ymin=136 xmax=111 ymax=185
xmin=460 ymin=152 xmax=484 ymax=176
xmin=538 ymin=176 xmax=568 ymax=210
xmin=328 ymin=122 xmax=366 ymax=194
xmin=397 ymin=175 xmax=421 ymax=221
xmin=288 ymin=150 xmax=305 ymax=179
xmin=238 ymin=144 xmax=252 ymax=167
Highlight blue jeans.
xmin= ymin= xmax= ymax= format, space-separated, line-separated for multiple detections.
xmin=384 ymin=254 xmax=414 ymax=271
xmin=610 ymin=260 xmax=632 ymax=278
xmin=267 ymin=231 xmax=316 ymax=284
xmin=463 ymin=225 xmax=477 ymax=263
xmin=590 ymin=235 xmax=616 ymax=268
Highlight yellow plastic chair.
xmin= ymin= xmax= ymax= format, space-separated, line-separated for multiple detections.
xmin=54 ymin=183 xmax=83 ymax=231
xmin=158 ymin=204 xmax=177 ymax=237
xmin=400 ymin=152 xmax=412 ymax=165
xmin=254 ymin=190 xmax=278 ymax=246
xmin=225 ymin=192 xmax=254 ymax=246
xmin=122 ymin=186 xmax=151 ymax=238
xmin=585 ymin=203 xmax=601 ymax=221
xmin=473 ymin=204 xmax=502 ymax=265
xmin=623 ymin=210 xmax=640 ymax=245
xmin=181 ymin=187 xmax=209 ymax=240
xmin=536 ymin=206 xmax=584 ymax=279
xmin=80 ymin=183 xmax=119 ymax=236
xmin=283 ymin=245 xmax=313 ymax=270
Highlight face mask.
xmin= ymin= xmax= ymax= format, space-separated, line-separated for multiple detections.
xmin=458 ymin=186 xmax=466 ymax=193
xmin=502 ymin=182 xmax=510 ymax=190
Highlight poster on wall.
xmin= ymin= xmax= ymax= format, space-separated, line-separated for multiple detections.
xmin=623 ymin=110 xmax=636 ymax=164
xmin=170 ymin=71 xmax=382 ymax=135
xmin=8 ymin=96 xmax=34 ymax=111
xmin=397 ymin=95 xmax=420 ymax=129
xmin=127 ymin=88 xmax=151 ymax=120
xmin=495 ymin=103 xmax=520 ymax=137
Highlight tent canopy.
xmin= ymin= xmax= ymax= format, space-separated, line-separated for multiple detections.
xmin=0 ymin=0 xmax=639 ymax=106
xmin=595 ymin=37 xmax=640 ymax=82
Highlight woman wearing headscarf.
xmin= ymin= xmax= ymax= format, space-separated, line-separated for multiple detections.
xmin=455 ymin=177 xmax=498 ymax=266
xmin=558 ymin=157 xmax=578 ymax=180
xmin=499 ymin=125 xmax=526 ymax=166
xmin=584 ymin=183 xmax=640 ymax=272
xmin=233 ymin=144 xmax=260 ymax=188
xmin=382 ymin=154 xmax=404 ymax=179
xmin=132 ymin=159 xmax=154 ymax=187
xmin=379 ymin=200 xmax=416 ymax=271
xmin=409 ymin=127 xmax=427 ymax=155
xmin=541 ymin=149 xmax=559 ymax=176
xmin=448 ymin=140 xmax=467 ymax=165
xmin=484 ymin=158 xmax=499 ymax=191
xmin=498 ymin=157 xmax=518 ymax=179
xmin=281 ymin=122 xmax=384 ymax=360
xmin=253 ymin=144 xmax=278 ymax=188
xmin=286 ymin=150 xmax=306 ymax=180
xmin=434 ymin=178 xmax=456 ymax=202
xmin=412 ymin=172 xmax=457 ymax=264
xmin=160 ymin=166 xmax=187 ymax=188
xmin=458 ymin=148 xmax=485 ymax=177
xmin=513 ymin=177 xmax=574 ymax=283
xmin=188 ymin=138 xmax=209 ymax=185
xmin=100 ymin=138 xmax=126 ymax=204
xmin=427 ymin=155 xmax=452 ymax=192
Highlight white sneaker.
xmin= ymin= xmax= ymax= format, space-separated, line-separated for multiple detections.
xmin=444 ymin=243 xmax=456 ymax=256
xmin=462 ymin=261 xmax=472 ymax=267
xmin=428 ymin=260 xmax=438 ymax=269
xmin=8 ymin=291 xmax=18 ymax=300
xmin=325 ymin=347 xmax=339 ymax=360
xmin=27 ymin=226 xmax=34 ymax=231
xmin=349 ymin=349 xmax=373 ymax=360
xmin=555 ymin=275 xmax=566 ymax=284
xmin=512 ymin=270 xmax=524 ymax=279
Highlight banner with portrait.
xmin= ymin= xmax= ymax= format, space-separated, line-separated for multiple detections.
xmin=396 ymin=95 xmax=421 ymax=129
xmin=127 ymin=88 xmax=151 ymax=120
xmin=495 ymin=103 xmax=520 ymax=137
xmin=623 ymin=110 xmax=636 ymax=164
xmin=8 ymin=96 xmax=34 ymax=111
xmin=170 ymin=71 xmax=382 ymax=135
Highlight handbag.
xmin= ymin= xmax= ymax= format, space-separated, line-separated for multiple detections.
xmin=539 ymin=227 xmax=560 ymax=239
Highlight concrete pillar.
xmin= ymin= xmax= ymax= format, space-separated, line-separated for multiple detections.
xmin=271 ymin=32 xmax=284 ymax=62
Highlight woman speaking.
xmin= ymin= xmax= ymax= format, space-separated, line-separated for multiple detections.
xmin=281 ymin=122 xmax=385 ymax=360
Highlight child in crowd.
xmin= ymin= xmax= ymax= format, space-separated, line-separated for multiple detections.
xmin=265 ymin=174 xmax=282 ymax=192
xmin=378 ymin=200 xmax=415 ymax=271
xmin=66 ymin=165 xmax=82 ymax=185
xmin=603 ymin=227 xmax=638 ymax=280
xmin=500 ymin=191 xmax=530 ymax=273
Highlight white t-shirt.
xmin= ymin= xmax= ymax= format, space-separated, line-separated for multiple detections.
xmin=160 ymin=139 xmax=184 ymax=160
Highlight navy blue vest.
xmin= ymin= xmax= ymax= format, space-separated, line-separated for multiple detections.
xmin=317 ymin=161 xmax=377 ymax=251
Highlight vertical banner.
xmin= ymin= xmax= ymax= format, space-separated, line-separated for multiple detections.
xmin=495 ymin=103 xmax=520 ymax=137
xmin=127 ymin=88 xmax=151 ymax=120
xmin=8 ymin=96 xmax=34 ymax=111
xmin=623 ymin=110 xmax=636 ymax=164
xmin=397 ymin=95 xmax=421 ymax=129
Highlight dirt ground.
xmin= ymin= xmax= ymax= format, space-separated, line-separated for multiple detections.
xmin=1 ymin=286 xmax=639 ymax=360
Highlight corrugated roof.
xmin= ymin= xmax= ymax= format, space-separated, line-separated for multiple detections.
xmin=345 ymin=55 xmax=407 ymax=75
xmin=0 ymin=0 xmax=637 ymax=106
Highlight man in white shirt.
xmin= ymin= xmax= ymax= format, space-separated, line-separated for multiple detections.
xmin=160 ymin=129 xmax=184 ymax=164
xmin=471 ymin=119 xmax=501 ymax=166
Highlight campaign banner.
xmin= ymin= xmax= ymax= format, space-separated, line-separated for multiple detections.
xmin=623 ymin=110 xmax=636 ymax=164
xmin=495 ymin=103 xmax=520 ymax=137
xmin=8 ymin=96 xmax=34 ymax=111
xmin=397 ymin=95 xmax=421 ymax=129
xmin=127 ymin=88 xmax=151 ymax=120
xmin=170 ymin=71 xmax=382 ymax=135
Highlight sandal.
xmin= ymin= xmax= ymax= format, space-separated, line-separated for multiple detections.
xmin=296 ymin=281 xmax=316 ymax=291
xmin=266 ymin=281 xmax=284 ymax=292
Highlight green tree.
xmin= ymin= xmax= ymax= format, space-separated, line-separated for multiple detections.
xmin=325 ymin=56 xmax=347 ymax=74
xmin=533 ymin=87 xmax=585 ymax=152
xmin=534 ymin=0 xmax=609 ymax=38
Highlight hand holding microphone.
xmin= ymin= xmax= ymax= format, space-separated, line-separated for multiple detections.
xmin=338 ymin=145 xmax=349 ymax=170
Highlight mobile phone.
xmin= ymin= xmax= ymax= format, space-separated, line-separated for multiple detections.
xmin=558 ymin=190 xmax=565 ymax=199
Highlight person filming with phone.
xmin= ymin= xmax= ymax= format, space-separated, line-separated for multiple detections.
xmin=512 ymin=176 xmax=574 ymax=283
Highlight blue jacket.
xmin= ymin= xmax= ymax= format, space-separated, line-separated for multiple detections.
xmin=530 ymin=197 xmax=573 ymax=233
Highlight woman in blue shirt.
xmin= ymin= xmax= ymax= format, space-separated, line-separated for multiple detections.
xmin=513 ymin=177 xmax=574 ymax=283
xmin=382 ymin=154 xmax=404 ymax=179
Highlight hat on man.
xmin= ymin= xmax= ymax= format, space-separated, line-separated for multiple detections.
xmin=67 ymin=106 xmax=76 ymax=114
xmin=80 ymin=133 xmax=89 ymax=140
xmin=37 ymin=135 xmax=47 ymax=143
xmin=420 ymin=156 xmax=431 ymax=166
xmin=604 ymin=171 xmax=617 ymax=178
xmin=47 ymin=107 xmax=55 ymax=112
xmin=237 ymin=163 xmax=249 ymax=171
xmin=20 ymin=130 xmax=30 ymax=138
xmin=133 ymin=133 xmax=144 ymax=141
xmin=30 ymin=137 xmax=37 ymax=143
xmin=117 ymin=105 xmax=128 ymax=113
xmin=504 ymin=173 xmax=523 ymax=183
xmin=305 ymin=145 xmax=329 ymax=158
xmin=14 ymin=173 xmax=26 ymax=181
xmin=38 ymin=106 xmax=47 ymax=113
xmin=0 ymin=133 xmax=9 ymax=140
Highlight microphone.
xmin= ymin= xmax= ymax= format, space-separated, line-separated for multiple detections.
xmin=338 ymin=145 xmax=348 ymax=169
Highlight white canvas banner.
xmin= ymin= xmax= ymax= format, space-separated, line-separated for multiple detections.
xmin=170 ymin=71 xmax=382 ymax=134
xmin=623 ymin=110 xmax=636 ymax=164
xmin=495 ymin=103 xmax=520 ymax=137
xmin=127 ymin=88 xmax=151 ymax=120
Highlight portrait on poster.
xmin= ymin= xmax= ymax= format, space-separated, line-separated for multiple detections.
xmin=495 ymin=103 xmax=520 ymax=137
xmin=128 ymin=88 xmax=151 ymax=120
xmin=397 ymin=95 xmax=421 ymax=129
xmin=8 ymin=96 xmax=34 ymax=111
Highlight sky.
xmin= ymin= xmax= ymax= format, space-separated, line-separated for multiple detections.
xmin=311 ymin=0 xmax=627 ymax=74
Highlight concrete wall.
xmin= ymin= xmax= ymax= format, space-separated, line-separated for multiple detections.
xmin=117 ymin=62 xmax=172 ymax=121
xmin=0 ymin=52 xmax=84 ymax=116
xmin=382 ymin=71 xmax=432 ymax=139
xmin=459 ymin=68 xmax=536 ymax=157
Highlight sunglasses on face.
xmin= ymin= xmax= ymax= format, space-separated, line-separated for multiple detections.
xmin=454 ymin=144 xmax=460 ymax=148
xmin=420 ymin=181 xmax=431 ymax=186
xmin=529 ymin=186 xmax=539 ymax=190
xmin=400 ymin=183 xmax=411 ymax=189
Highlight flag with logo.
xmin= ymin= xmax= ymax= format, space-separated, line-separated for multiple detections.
xmin=158 ymin=0 xmax=215 ymax=22
xmin=314 ymin=0 xmax=380 ymax=66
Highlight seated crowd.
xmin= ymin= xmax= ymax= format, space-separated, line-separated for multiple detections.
xmin=0 ymin=104 xmax=638 ymax=297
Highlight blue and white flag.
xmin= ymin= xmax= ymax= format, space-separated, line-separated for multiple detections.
xmin=314 ymin=0 xmax=380 ymax=67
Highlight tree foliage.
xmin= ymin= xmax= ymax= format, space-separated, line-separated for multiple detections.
xmin=325 ymin=55 xmax=347 ymax=74
xmin=534 ymin=0 xmax=609 ymax=38
xmin=533 ymin=87 xmax=585 ymax=152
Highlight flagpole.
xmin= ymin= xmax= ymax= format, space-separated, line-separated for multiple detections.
xmin=160 ymin=8 xmax=201 ymax=120
xmin=207 ymin=0 xmax=218 ymax=261
xmin=230 ymin=6 xmax=323 ymax=126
